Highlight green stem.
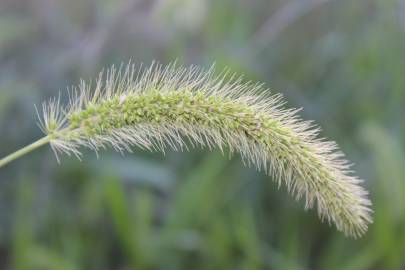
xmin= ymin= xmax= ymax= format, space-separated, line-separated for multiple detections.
xmin=0 ymin=136 xmax=51 ymax=168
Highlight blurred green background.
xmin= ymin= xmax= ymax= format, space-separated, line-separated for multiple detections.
xmin=0 ymin=0 xmax=404 ymax=269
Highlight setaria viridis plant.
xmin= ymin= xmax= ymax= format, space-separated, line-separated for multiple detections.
xmin=0 ymin=62 xmax=372 ymax=237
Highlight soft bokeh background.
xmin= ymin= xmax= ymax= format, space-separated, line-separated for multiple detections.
xmin=0 ymin=0 xmax=404 ymax=269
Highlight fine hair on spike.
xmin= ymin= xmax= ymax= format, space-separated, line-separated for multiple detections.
xmin=39 ymin=62 xmax=372 ymax=237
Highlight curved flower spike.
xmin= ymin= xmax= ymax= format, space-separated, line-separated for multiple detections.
xmin=1 ymin=62 xmax=372 ymax=237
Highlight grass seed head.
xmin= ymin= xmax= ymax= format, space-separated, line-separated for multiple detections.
xmin=41 ymin=62 xmax=372 ymax=237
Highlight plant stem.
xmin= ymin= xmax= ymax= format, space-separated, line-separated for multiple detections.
xmin=0 ymin=136 xmax=51 ymax=168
